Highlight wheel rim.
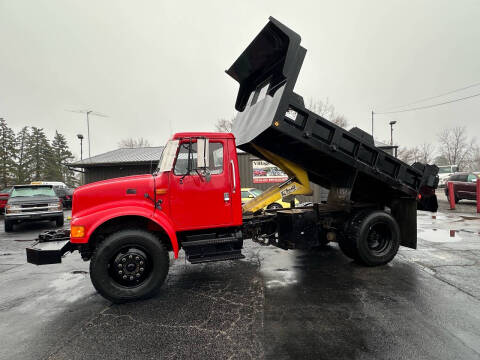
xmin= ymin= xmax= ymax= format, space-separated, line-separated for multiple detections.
xmin=109 ymin=246 xmax=151 ymax=287
xmin=366 ymin=222 xmax=392 ymax=256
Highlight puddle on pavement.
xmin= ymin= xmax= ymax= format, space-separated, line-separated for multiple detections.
xmin=260 ymin=249 xmax=299 ymax=289
xmin=418 ymin=228 xmax=462 ymax=243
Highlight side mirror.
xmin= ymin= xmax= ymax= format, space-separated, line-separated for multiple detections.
xmin=197 ymin=138 xmax=210 ymax=169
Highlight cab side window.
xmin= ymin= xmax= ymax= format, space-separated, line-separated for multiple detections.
xmin=173 ymin=141 xmax=224 ymax=176
xmin=209 ymin=142 xmax=224 ymax=175
xmin=174 ymin=142 xmax=197 ymax=175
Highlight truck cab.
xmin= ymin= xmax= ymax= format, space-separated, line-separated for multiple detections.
xmin=56 ymin=133 xmax=244 ymax=302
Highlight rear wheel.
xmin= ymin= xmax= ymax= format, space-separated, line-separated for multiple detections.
xmin=4 ymin=220 xmax=13 ymax=232
xmin=342 ymin=210 xmax=400 ymax=266
xmin=90 ymin=229 xmax=169 ymax=303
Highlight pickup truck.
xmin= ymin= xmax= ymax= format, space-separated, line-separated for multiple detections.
xmin=5 ymin=184 xmax=64 ymax=232
xmin=26 ymin=17 xmax=438 ymax=303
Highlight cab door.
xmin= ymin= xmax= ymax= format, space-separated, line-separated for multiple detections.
xmin=169 ymin=139 xmax=233 ymax=231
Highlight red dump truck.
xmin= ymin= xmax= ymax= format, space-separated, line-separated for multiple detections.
xmin=26 ymin=17 xmax=438 ymax=303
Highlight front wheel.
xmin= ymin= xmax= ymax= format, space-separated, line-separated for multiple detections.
xmin=90 ymin=229 xmax=169 ymax=303
xmin=343 ymin=210 xmax=400 ymax=266
xmin=4 ymin=220 xmax=13 ymax=232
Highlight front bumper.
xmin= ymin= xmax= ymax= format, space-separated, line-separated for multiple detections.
xmin=26 ymin=229 xmax=75 ymax=265
xmin=6 ymin=210 xmax=63 ymax=221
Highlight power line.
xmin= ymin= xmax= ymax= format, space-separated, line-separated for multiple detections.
xmin=382 ymin=81 xmax=480 ymax=111
xmin=375 ymin=91 xmax=480 ymax=115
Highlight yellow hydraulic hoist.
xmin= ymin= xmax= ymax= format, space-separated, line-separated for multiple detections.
xmin=242 ymin=144 xmax=312 ymax=214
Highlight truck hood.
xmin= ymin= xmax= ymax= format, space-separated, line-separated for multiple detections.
xmin=72 ymin=174 xmax=155 ymax=217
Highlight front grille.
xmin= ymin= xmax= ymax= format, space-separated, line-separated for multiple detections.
xmin=20 ymin=203 xmax=49 ymax=212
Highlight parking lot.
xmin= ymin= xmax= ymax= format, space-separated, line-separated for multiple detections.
xmin=0 ymin=208 xmax=479 ymax=360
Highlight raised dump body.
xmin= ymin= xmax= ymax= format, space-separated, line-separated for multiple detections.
xmin=227 ymin=17 xmax=438 ymax=207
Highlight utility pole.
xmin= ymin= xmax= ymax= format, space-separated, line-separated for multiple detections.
xmin=67 ymin=110 xmax=108 ymax=158
xmin=371 ymin=111 xmax=374 ymax=137
xmin=389 ymin=120 xmax=397 ymax=145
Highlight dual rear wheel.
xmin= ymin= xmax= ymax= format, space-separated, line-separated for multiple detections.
xmin=338 ymin=210 xmax=400 ymax=266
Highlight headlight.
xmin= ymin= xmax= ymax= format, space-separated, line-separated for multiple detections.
xmin=48 ymin=202 xmax=62 ymax=210
xmin=6 ymin=204 xmax=21 ymax=214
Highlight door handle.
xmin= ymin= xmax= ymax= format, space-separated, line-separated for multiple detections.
xmin=231 ymin=160 xmax=236 ymax=193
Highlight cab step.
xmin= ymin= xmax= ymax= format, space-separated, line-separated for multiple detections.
xmin=181 ymin=231 xmax=244 ymax=264
xmin=188 ymin=251 xmax=245 ymax=264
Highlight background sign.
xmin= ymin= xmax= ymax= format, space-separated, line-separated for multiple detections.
xmin=252 ymin=160 xmax=288 ymax=183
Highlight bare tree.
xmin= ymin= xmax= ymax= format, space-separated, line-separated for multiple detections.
xmin=215 ymin=118 xmax=234 ymax=133
xmin=418 ymin=143 xmax=435 ymax=164
xmin=118 ymin=137 xmax=151 ymax=148
xmin=397 ymin=144 xmax=435 ymax=164
xmin=437 ymin=127 xmax=476 ymax=170
xmin=308 ymin=98 xmax=348 ymax=128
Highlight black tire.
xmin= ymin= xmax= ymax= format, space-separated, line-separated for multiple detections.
xmin=4 ymin=220 xmax=13 ymax=232
xmin=90 ymin=229 xmax=169 ymax=303
xmin=56 ymin=215 xmax=64 ymax=227
xmin=345 ymin=210 xmax=400 ymax=266
xmin=338 ymin=232 xmax=358 ymax=260
xmin=267 ymin=203 xmax=283 ymax=210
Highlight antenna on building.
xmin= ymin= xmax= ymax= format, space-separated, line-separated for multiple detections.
xmin=66 ymin=109 xmax=108 ymax=158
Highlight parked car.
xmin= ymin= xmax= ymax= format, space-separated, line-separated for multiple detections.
xmin=0 ymin=187 xmax=12 ymax=214
xmin=54 ymin=187 xmax=74 ymax=209
xmin=444 ymin=172 xmax=479 ymax=203
xmin=241 ymin=187 xmax=299 ymax=209
xmin=4 ymin=184 xmax=64 ymax=232
xmin=438 ymin=165 xmax=459 ymax=187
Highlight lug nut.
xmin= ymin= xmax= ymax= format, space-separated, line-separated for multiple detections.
xmin=117 ymin=263 xmax=122 ymax=268
xmin=122 ymin=275 xmax=127 ymax=280
xmin=139 ymin=267 xmax=144 ymax=272
xmin=136 ymin=273 xmax=140 ymax=278
xmin=118 ymin=270 xmax=123 ymax=275
xmin=122 ymin=258 xmax=126 ymax=262
xmin=129 ymin=276 xmax=134 ymax=281
xmin=139 ymin=261 xmax=144 ymax=265
xmin=129 ymin=255 xmax=132 ymax=259
xmin=135 ymin=256 xmax=140 ymax=261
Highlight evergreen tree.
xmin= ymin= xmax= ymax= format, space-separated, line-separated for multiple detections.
xmin=15 ymin=126 xmax=31 ymax=184
xmin=0 ymin=118 xmax=16 ymax=187
xmin=51 ymin=130 xmax=75 ymax=185
xmin=24 ymin=127 xmax=52 ymax=181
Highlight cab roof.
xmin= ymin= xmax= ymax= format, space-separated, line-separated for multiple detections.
xmin=172 ymin=132 xmax=235 ymax=140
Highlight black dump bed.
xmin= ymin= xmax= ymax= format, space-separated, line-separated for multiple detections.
xmin=227 ymin=17 xmax=438 ymax=204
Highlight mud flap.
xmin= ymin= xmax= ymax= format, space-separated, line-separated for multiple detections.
xmin=391 ymin=198 xmax=417 ymax=249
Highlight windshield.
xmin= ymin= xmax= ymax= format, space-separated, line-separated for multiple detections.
xmin=438 ymin=166 xmax=453 ymax=174
xmin=11 ymin=186 xmax=56 ymax=198
xmin=157 ymin=140 xmax=179 ymax=173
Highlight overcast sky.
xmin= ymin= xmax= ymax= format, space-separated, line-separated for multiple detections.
xmin=1 ymin=0 xmax=479 ymax=159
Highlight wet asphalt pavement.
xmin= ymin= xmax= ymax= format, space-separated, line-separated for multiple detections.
xmin=1 ymin=210 xmax=480 ymax=360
